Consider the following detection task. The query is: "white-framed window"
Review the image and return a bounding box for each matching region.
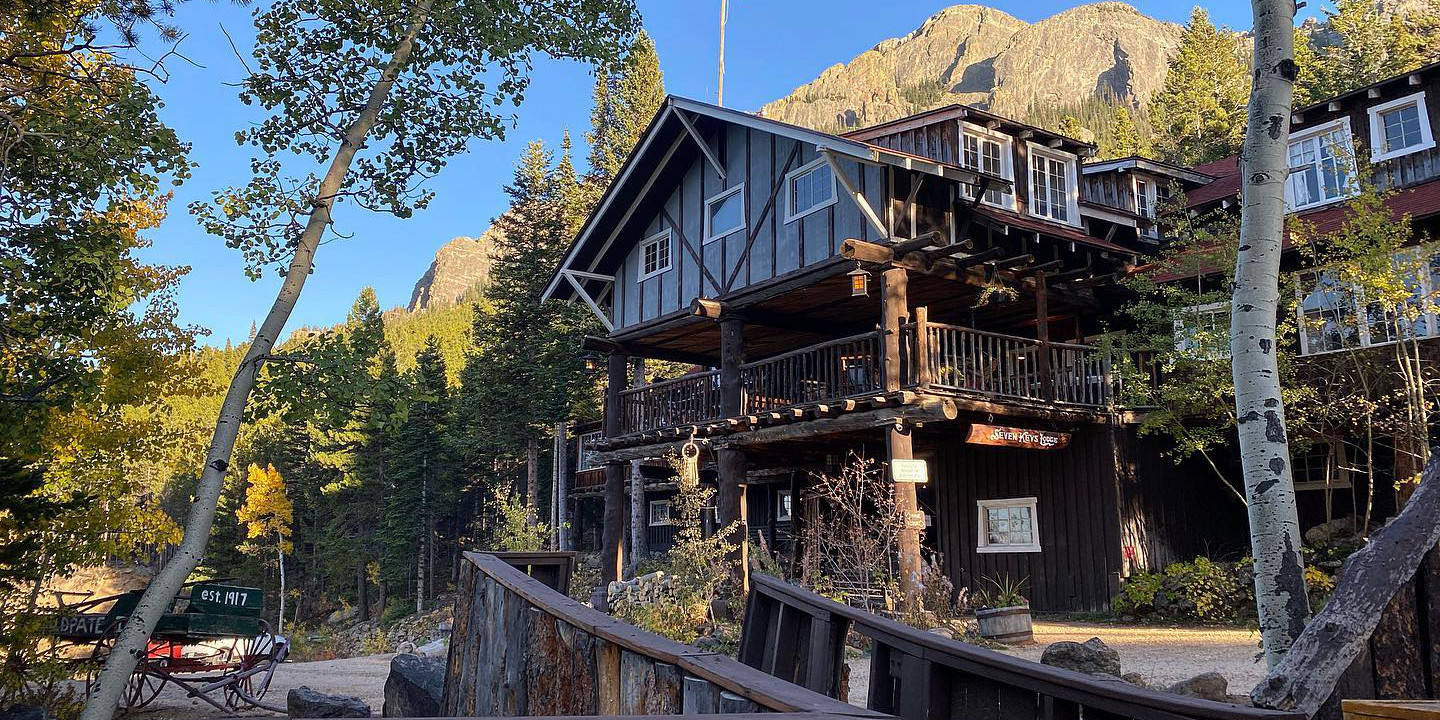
[704,184,746,243]
[1295,251,1440,355]
[648,499,672,526]
[976,497,1041,554]
[1133,175,1169,239]
[775,490,792,522]
[1287,119,1356,211]
[1292,442,1354,491]
[1173,301,1230,359]
[960,122,1015,209]
[1026,143,1079,226]
[1368,91,1435,163]
[637,229,672,281]
[576,431,601,471]
[784,158,836,222]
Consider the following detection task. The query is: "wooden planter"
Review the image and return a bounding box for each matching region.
[976,605,1033,644]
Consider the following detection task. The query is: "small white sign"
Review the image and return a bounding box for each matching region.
[892,458,928,484]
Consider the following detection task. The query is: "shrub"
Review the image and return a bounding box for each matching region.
[1113,556,1336,623]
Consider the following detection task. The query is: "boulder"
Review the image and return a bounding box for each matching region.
[326,606,358,626]
[1305,516,1360,546]
[288,686,371,718]
[416,638,448,657]
[383,653,446,718]
[1121,672,1151,689]
[1167,672,1229,702]
[927,626,956,640]
[1039,637,1121,677]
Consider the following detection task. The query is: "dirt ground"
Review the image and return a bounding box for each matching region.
[844,620,1265,707]
[121,654,395,719]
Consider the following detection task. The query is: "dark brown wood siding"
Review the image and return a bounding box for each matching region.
[924,424,1124,612]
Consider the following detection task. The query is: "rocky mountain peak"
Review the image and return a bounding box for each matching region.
[760,2,1182,132]
[408,231,497,312]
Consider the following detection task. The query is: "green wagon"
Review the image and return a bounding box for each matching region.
[53,579,288,714]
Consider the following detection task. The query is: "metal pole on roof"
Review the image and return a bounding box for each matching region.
[717,0,727,106]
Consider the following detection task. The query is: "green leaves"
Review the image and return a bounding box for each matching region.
[1148,8,1248,166]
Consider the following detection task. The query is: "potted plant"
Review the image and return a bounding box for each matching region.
[973,575,1032,644]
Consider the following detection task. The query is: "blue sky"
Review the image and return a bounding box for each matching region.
[141,0,1264,346]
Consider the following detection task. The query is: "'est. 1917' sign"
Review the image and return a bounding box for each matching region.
[966,423,1070,450]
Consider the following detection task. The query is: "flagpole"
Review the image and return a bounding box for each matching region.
[717,0,727,106]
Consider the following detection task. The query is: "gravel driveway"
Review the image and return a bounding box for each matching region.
[846,620,1264,707]
[124,654,395,719]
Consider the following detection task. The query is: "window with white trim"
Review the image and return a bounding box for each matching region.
[976,497,1041,553]
[638,229,671,280]
[1368,91,1435,163]
[1286,119,1355,211]
[1027,144,1079,225]
[704,185,745,243]
[775,490,792,522]
[785,159,836,222]
[576,431,601,471]
[648,499,672,526]
[1173,301,1230,359]
[1297,250,1440,355]
[960,123,1014,209]
[1134,175,1169,239]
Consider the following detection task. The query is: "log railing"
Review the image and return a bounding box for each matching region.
[444,552,887,718]
[617,370,723,436]
[740,573,1308,720]
[913,321,1117,407]
[740,332,884,414]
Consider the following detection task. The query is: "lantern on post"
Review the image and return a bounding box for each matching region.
[847,263,870,297]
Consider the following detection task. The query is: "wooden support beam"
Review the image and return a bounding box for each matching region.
[591,398,961,463]
[951,246,1006,269]
[581,335,715,367]
[675,110,726,180]
[1027,259,1065,273]
[599,352,628,597]
[991,253,1035,269]
[821,149,888,239]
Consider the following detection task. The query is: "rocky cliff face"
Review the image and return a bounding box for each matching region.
[760,2,1182,131]
[408,231,497,311]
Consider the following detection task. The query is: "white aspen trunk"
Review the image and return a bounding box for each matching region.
[1233,0,1309,670]
[80,4,435,717]
[526,437,539,524]
[276,544,286,636]
[554,422,569,550]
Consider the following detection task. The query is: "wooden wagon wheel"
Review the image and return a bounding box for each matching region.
[224,626,277,710]
[83,624,167,712]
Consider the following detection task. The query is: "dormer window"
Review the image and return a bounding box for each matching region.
[705,185,746,243]
[1287,119,1355,211]
[1368,91,1435,163]
[1027,143,1079,225]
[960,122,1014,209]
[1133,176,1169,239]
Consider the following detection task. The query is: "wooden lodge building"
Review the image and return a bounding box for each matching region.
[543,62,1440,611]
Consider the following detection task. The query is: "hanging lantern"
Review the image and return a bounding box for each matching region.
[847,263,870,297]
[582,353,602,372]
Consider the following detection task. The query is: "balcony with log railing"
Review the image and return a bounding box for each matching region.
[611,312,1138,439]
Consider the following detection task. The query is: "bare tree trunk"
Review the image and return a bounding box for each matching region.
[1232,0,1308,669]
[81,4,435,717]
[555,422,570,551]
[527,437,539,523]
[356,562,369,622]
[276,544,286,635]
[628,458,645,576]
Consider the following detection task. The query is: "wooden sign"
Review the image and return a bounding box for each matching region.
[966,423,1070,450]
[891,458,929,483]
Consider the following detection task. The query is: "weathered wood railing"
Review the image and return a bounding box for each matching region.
[618,370,723,436]
[912,321,1117,407]
[740,573,1309,720]
[740,332,883,414]
[444,552,888,718]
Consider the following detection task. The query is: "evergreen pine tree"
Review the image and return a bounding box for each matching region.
[587,31,665,186]
[1101,105,1148,159]
[1149,8,1249,166]
[384,337,453,607]
[1298,0,1428,102]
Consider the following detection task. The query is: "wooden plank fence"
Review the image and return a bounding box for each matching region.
[442,552,888,718]
[740,573,1309,720]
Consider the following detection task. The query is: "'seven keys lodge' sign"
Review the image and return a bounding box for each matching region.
[965,423,1070,450]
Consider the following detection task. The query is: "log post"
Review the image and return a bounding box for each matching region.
[1035,271,1053,402]
[914,305,932,390]
[554,421,569,551]
[881,268,923,602]
[598,351,628,604]
[718,317,749,594]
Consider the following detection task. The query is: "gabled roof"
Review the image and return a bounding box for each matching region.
[1183,156,1241,209]
[1081,155,1216,186]
[840,103,1095,156]
[542,96,1009,303]
[1294,59,1440,116]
